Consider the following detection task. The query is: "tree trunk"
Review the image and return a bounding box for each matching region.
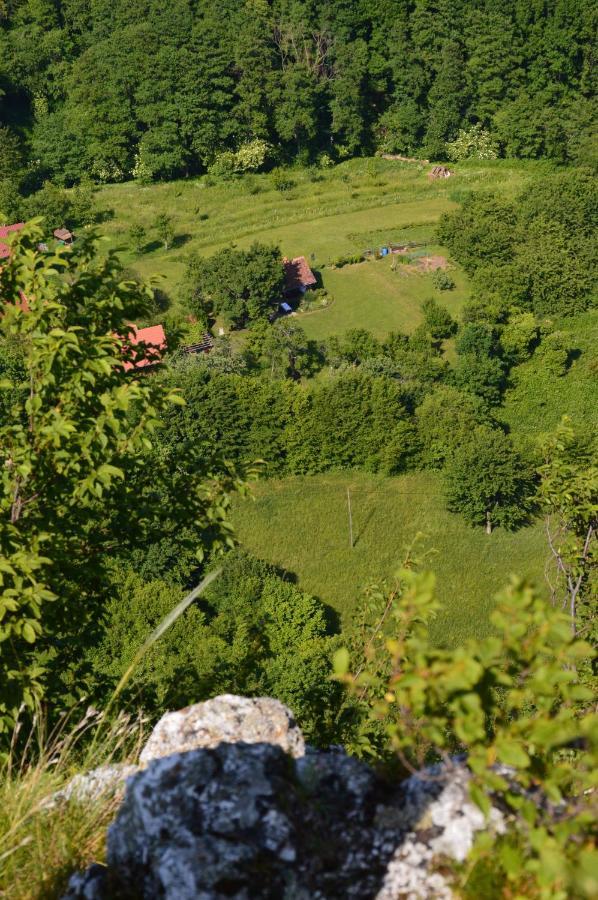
[486,510,492,535]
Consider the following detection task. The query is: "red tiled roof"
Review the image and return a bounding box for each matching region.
[122,323,167,371]
[283,256,317,293]
[0,222,25,260]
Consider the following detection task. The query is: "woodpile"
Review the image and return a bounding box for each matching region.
[429,165,452,179]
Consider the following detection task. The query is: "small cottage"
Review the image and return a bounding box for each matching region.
[54,228,74,245]
[283,256,317,296]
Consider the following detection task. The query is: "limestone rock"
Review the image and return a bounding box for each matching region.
[140,694,305,764]
[43,763,137,811]
[64,698,505,900]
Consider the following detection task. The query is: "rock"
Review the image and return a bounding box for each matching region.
[64,698,505,900]
[139,694,305,764]
[43,763,138,811]
[376,764,505,899]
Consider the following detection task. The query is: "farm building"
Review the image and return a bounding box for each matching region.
[0,222,24,260]
[54,228,74,244]
[122,323,167,371]
[283,256,317,296]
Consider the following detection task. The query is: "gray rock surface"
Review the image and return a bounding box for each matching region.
[47,764,138,809]
[140,694,305,764]
[63,695,503,900]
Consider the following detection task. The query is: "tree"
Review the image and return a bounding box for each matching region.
[261,319,323,380]
[90,553,342,743]
[445,124,498,160]
[437,194,517,275]
[537,420,597,637]
[415,385,489,469]
[421,297,457,341]
[444,426,534,532]
[129,223,147,254]
[154,213,175,250]
[0,224,243,739]
[185,243,284,328]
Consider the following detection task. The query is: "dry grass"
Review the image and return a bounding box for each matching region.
[0,709,146,900]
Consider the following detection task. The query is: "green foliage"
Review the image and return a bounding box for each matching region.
[415,385,490,469]
[442,170,596,318]
[154,213,174,250]
[443,426,535,531]
[431,269,455,291]
[271,169,296,192]
[500,312,539,365]
[0,224,243,740]
[437,194,517,275]
[251,319,324,380]
[337,571,597,898]
[536,330,573,376]
[421,297,457,340]
[184,243,284,328]
[90,553,341,743]
[24,181,96,232]
[209,139,270,178]
[537,420,597,640]
[446,124,498,161]
[129,223,147,254]
[0,0,594,191]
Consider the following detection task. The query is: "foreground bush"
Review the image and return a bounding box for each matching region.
[337,571,597,898]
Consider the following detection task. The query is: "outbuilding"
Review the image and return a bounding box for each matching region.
[283,256,317,296]
[54,228,74,244]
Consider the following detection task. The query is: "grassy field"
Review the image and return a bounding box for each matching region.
[96,158,538,339]
[232,471,547,645]
[298,250,470,340]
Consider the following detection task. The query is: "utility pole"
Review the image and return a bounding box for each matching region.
[347,487,354,549]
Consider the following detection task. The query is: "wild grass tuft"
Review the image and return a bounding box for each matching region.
[0,708,145,900]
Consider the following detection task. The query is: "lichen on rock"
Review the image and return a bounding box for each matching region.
[63,695,504,900]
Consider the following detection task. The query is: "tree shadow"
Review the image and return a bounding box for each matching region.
[94,207,115,225]
[172,233,192,250]
[141,240,163,254]
[353,504,378,549]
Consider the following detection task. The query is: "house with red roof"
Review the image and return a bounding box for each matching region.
[283,256,317,296]
[0,222,24,260]
[121,323,167,371]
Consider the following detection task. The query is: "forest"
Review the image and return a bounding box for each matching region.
[0,0,596,198]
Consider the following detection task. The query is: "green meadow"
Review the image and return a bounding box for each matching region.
[99,159,536,267]
[232,471,547,644]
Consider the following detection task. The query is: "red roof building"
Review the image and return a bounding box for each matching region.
[283,256,317,295]
[122,323,167,371]
[0,222,25,260]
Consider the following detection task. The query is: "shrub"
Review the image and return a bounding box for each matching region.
[446,123,499,160]
[536,330,573,376]
[331,253,363,268]
[271,169,296,192]
[432,269,455,291]
[336,571,597,898]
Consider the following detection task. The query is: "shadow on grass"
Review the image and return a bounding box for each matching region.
[353,504,379,549]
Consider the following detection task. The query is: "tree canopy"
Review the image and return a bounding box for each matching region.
[0,0,595,192]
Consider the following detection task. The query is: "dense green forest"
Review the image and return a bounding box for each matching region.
[0,0,596,195]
